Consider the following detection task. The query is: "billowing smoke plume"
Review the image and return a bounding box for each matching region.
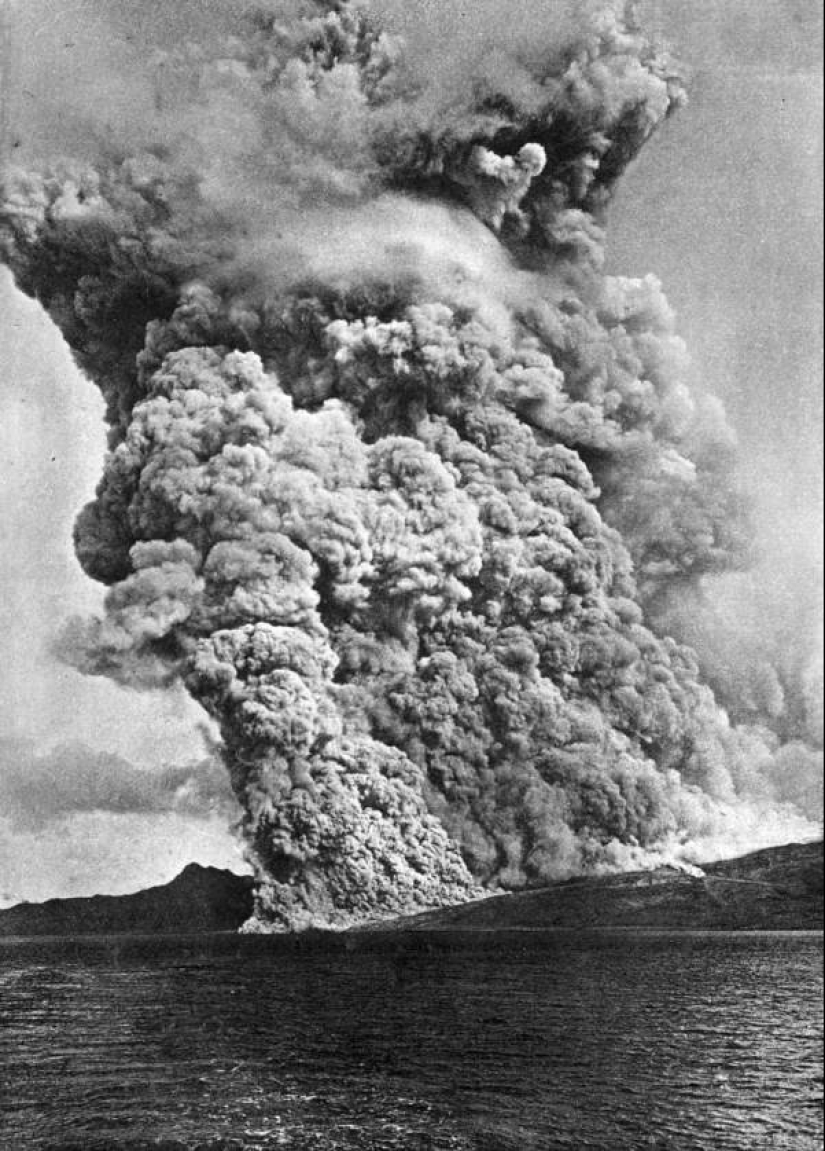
[2,0,820,929]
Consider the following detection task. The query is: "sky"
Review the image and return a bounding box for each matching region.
[608,0,823,577]
[0,0,821,905]
[0,279,247,905]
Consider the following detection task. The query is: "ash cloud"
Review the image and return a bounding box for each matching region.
[1,0,820,930]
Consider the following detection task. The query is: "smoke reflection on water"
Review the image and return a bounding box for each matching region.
[0,931,822,1150]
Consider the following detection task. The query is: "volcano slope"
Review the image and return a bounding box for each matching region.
[368,840,824,932]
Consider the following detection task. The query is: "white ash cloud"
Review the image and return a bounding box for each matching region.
[1,0,819,930]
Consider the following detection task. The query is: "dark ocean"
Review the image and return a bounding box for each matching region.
[0,930,821,1151]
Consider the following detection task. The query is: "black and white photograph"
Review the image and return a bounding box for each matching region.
[0,1,822,1147]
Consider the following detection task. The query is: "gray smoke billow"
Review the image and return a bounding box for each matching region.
[2,0,821,929]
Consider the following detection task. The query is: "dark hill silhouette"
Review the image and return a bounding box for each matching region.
[374,840,824,933]
[0,841,820,938]
[0,864,254,937]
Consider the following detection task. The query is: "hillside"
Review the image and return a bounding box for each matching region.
[0,841,820,938]
[0,864,254,937]
[374,840,824,933]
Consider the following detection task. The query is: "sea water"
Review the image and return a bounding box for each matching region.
[0,930,822,1150]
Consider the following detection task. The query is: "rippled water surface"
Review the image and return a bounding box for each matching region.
[0,930,821,1150]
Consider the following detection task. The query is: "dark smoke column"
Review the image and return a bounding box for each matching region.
[4,2,795,931]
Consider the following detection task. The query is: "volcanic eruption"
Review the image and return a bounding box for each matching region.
[1,0,821,929]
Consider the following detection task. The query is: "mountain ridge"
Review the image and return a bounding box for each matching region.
[0,863,255,937]
[0,841,821,938]
[374,839,823,933]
